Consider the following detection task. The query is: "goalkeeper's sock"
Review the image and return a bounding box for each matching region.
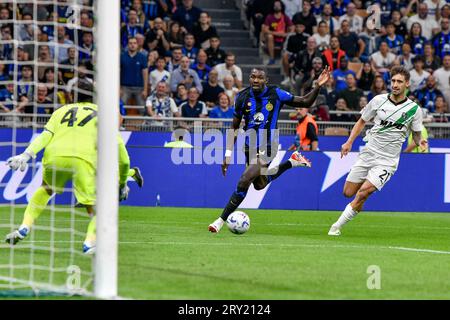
[333,203,358,229]
[84,215,96,245]
[266,160,293,183]
[128,168,136,177]
[220,186,248,221]
[20,187,52,232]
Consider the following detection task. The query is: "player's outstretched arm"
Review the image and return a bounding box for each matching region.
[341,118,366,158]
[285,66,330,109]
[6,129,53,171]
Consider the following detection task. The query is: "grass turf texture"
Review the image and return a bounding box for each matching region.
[1,206,450,299]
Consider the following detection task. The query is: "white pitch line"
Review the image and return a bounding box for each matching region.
[388,246,450,255]
[16,240,450,255]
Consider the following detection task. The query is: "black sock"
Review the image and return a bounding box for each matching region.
[220,186,248,221]
[267,160,293,183]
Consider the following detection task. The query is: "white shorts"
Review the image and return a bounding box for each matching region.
[346,149,397,191]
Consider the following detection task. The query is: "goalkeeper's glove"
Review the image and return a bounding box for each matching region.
[6,151,34,172]
[119,184,130,201]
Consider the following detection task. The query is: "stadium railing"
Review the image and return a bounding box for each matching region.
[2,113,450,139]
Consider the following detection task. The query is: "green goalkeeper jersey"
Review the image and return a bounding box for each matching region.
[26,102,130,185]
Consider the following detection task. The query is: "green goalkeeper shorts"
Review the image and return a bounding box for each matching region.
[42,156,96,205]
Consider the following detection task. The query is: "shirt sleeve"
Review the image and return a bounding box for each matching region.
[411,105,423,132]
[201,102,208,115]
[170,98,178,114]
[233,92,244,119]
[360,95,379,122]
[275,87,294,103]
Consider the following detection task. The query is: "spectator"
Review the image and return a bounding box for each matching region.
[322,74,339,109]
[149,56,171,93]
[214,53,243,89]
[200,69,224,109]
[391,10,408,38]
[182,33,199,63]
[338,19,365,61]
[288,107,319,151]
[292,1,317,36]
[145,81,180,123]
[358,95,368,111]
[191,49,211,83]
[172,0,202,33]
[291,37,321,90]
[175,83,188,106]
[180,87,208,118]
[261,0,294,65]
[300,56,324,95]
[370,41,397,75]
[66,65,94,103]
[406,2,440,40]
[339,2,364,34]
[79,31,94,63]
[60,47,78,84]
[433,95,449,122]
[170,55,203,94]
[320,3,340,35]
[192,11,218,49]
[129,0,148,29]
[367,74,388,101]
[120,9,144,49]
[423,43,441,73]
[17,65,34,102]
[397,43,416,71]
[311,0,324,21]
[222,75,239,104]
[424,0,447,18]
[339,73,364,111]
[0,83,14,112]
[433,54,450,104]
[166,21,185,50]
[205,36,226,67]
[313,21,330,53]
[331,0,346,18]
[332,56,356,92]
[432,18,450,59]
[32,83,53,114]
[135,33,148,56]
[281,22,310,85]
[41,67,66,105]
[410,55,430,93]
[37,45,53,80]
[406,22,427,55]
[167,47,183,72]
[144,17,170,58]
[147,50,159,73]
[281,0,301,20]
[246,0,275,47]
[414,75,443,113]
[49,25,74,63]
[0,25,13,61]
[322,36,346,71]
[208,92,235,118]
[120,37,148,107]
[330,97,356,122]
[381,22,404,55]
[356,62,376,92]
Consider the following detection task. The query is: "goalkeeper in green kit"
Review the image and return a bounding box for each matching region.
[4,95,142,254]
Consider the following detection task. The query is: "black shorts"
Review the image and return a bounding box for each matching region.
[244,144,278,166]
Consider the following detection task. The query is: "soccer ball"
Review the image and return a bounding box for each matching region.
[226,211,250,234]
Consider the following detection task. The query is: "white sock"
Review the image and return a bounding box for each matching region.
[333,204,358,229]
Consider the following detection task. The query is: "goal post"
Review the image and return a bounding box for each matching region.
[94,0,120,299]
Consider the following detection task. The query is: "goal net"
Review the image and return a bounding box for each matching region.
[0,0,117,297]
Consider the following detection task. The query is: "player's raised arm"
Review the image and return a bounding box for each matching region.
[286,66,330,108]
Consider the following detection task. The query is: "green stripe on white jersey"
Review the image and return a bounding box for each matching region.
[360,93,423,162]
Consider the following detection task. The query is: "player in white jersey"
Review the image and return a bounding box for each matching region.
[328,66,427,236]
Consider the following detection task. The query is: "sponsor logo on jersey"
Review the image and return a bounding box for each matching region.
[379,119,405,130]
[253,112,265,125]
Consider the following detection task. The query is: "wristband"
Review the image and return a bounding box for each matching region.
[225,150,232,157]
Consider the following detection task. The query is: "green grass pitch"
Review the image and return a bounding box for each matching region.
[1,206,450,299]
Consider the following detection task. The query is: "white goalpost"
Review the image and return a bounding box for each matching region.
[94,0,120,299]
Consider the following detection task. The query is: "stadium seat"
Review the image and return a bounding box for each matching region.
[348,62,362,74]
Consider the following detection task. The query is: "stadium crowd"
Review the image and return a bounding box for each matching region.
[0,0,449,126]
